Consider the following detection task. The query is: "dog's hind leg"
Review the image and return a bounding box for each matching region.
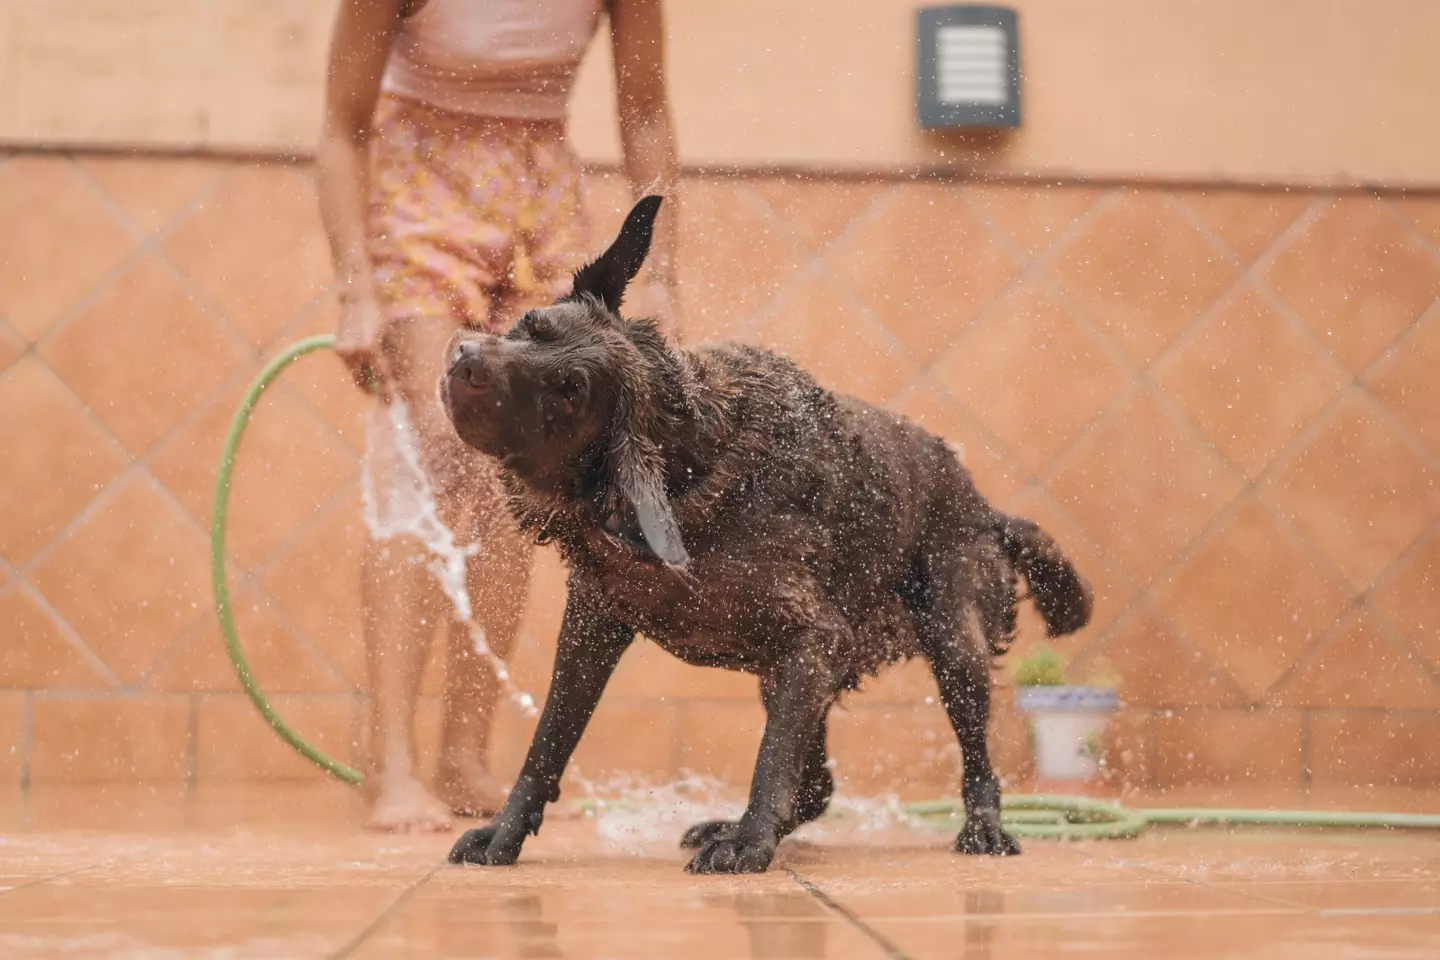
[915,549,1021,857]
[680,712,833,850]
[684,638,838,874]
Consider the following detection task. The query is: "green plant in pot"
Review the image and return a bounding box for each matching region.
[1012,646,1118,782]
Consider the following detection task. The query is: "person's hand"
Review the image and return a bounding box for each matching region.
[335,291,392,400]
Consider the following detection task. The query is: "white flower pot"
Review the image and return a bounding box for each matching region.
[1016,686,1118,781]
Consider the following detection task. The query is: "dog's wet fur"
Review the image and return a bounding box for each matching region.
[441,196,1093,874]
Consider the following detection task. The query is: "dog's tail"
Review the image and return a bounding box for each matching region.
[998,515,1093,637]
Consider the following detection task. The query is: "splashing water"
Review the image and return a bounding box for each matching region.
[361,400,537,717]
[560,771,929,851]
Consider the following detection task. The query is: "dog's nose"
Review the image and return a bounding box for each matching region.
[448,341,489,391]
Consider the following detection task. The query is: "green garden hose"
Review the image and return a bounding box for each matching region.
[213,336,1440,835]
[904,798,1440,840]
[211,333,363,786]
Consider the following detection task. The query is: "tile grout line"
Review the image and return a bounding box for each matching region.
[15,335,360,693]
[328,864,443,960]
[786,868,913,960]
[1130,862,1314,912]
[0,860,117,900]
[20,689,33,792]
[0,564,124,689]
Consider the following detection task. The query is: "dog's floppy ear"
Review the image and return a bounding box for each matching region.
[602,433,689,568]
[570,195,663,313]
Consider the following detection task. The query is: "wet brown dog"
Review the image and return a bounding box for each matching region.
[442,197,1092,874]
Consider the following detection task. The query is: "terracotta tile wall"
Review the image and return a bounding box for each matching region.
[2,151,1439,795]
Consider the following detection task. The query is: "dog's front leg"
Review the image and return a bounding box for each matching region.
[685,638,837,875]
[449,584,633,867]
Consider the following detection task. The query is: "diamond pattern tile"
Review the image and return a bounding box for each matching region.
[28,473,211,685]
[258,487,367,689]
[961,183,1106,257]
[1372,530,1440,671]
[150,376,357,569]
[1046,388,1244,581]
[1179,189,1313,264]
[753,271,916,406]
[676,178,806,345]
[77,155,231,235]
[1154,497,1353,701]
[1364,306,1440,455]
[269,298,369,454]
[38,254,250,454]
[0,357,130,564]
[4,156,1440,790]
[147,581,350,693]
[1391,195,1440,250]
[163,165,334,347]
[750,177,885,254]
[888,380,1029,509]
[1264,197,1440,372]
[0,320,24,372]
[0,587,111,688]
[931,284,1127,475]
[826,183,1022,364]
[1086,607,1247,707]
[149,375,256,520]
[1262,393,1440,589]
[0,157,136,341]
[1048,190,1239,364]
[1271,613,1440,709]
[1155,286,1348,477]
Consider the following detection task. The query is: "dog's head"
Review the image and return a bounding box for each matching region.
[441,196,690,567]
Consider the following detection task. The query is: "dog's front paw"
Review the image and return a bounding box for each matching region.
[680,819,740,850]
[448,825,520,866]
[684,834,776,874]
[955,808,1020,857]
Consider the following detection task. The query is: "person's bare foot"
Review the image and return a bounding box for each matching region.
[435,750,510,818]
[364,775,454,833]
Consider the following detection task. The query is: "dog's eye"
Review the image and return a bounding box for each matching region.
[507,312,558,342]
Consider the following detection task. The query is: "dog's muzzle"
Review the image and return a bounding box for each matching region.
[446,340,494,398]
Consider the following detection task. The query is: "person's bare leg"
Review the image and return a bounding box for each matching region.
[434,286,542,816]
[434,473,533,816]
[361,534,452,832]
[360,314,464,832]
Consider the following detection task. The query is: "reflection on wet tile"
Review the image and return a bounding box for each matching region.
[1211,880,1440,912]
[354,865,880,959]
[871,914,1440,960]
[353,894,883,960]
[3,787,1440,958]
[810,876,1274,921]
[0,887,400,960]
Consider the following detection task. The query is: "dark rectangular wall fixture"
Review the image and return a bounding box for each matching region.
[916,6,1021,129]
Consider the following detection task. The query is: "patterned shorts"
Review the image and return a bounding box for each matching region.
[367,93,589,331]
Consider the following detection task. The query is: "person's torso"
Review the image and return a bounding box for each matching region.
[383,0,606,119]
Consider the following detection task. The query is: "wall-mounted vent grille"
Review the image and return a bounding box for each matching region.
[917,7,1021,129]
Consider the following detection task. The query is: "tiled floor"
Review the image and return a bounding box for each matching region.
[0,784,1437,958]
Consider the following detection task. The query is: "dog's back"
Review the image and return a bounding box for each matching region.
[683,342,1092,674]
